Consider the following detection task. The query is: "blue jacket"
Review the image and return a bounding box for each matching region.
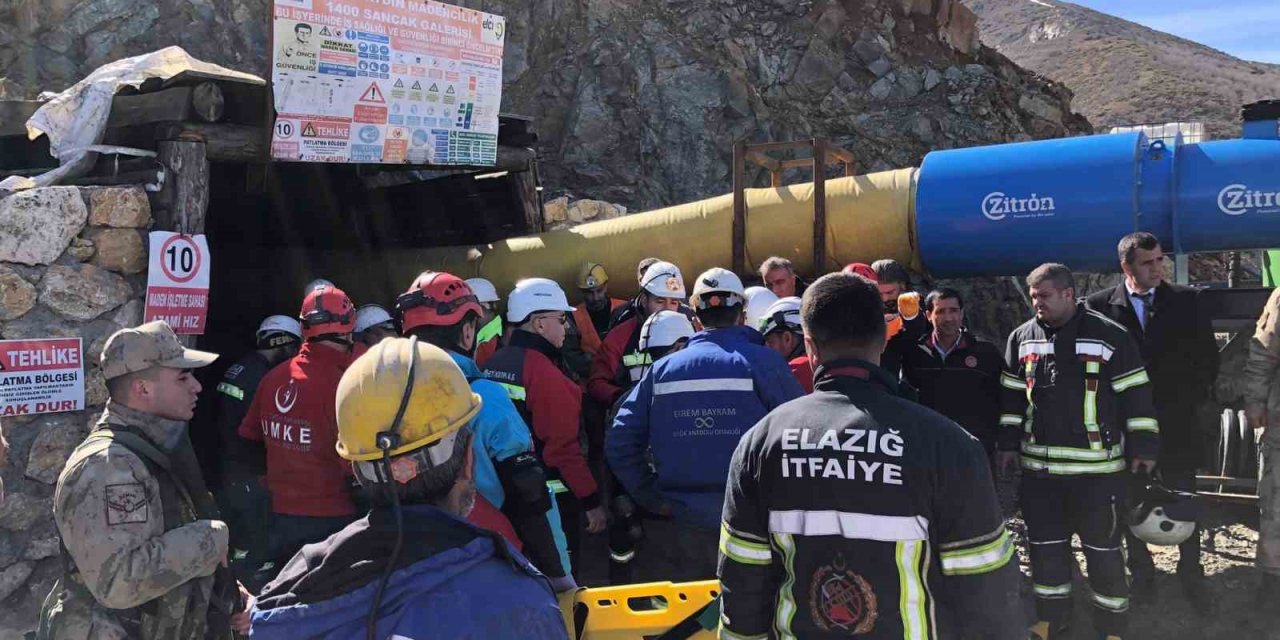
[249,505,567,640]
[451,351,533,508]
[607,326,804,528]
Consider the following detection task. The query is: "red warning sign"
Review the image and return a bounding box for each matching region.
[353,105,388,124]
[359,81,386,103]
[301,120,351,139]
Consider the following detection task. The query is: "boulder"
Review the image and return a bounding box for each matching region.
[37,264,132,322]
[65,237,95,262]
[0,266,36,321]
[0,562,33,602]
[0,493,52,532]
[0,187,87,266]
[543,196,569,224]
[86,228,147,274]
[25,414,88,485]
[84,186,152,228]
[22,538,60,562]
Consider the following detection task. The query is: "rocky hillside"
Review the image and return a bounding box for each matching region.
[965,0,1280,139]
[1,0,1088,210]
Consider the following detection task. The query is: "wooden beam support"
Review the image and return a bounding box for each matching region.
[153,123,265,163]
[153,140,210,235]
[825,147,856,164]
[744,140,812,153]
[732,139,747,275]
[745,150,780,172]
[813,138,828,273]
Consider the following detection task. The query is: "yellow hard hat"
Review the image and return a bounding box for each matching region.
[577,262,609,290]
[335,337,482,462]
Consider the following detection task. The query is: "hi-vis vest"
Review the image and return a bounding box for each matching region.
[999,305,1160,475]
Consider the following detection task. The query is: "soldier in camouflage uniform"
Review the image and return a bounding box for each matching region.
[1246,288,1280,605]
[37,321,247,639]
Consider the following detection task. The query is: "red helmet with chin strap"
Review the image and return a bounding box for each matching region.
[841,262,878,282]
[299,285,356,340]
[396,272,484,333]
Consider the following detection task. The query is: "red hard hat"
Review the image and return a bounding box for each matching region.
[300,285,356,339]
[842,262,878,282]
[396,271,484,332]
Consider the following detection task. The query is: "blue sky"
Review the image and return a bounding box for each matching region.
[1069,0,1280,64]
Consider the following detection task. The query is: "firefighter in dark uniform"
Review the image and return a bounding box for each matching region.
[998,263,1159,640]
[900,288,1004,458]
[719,272,1022,640]
[211,315,301,584]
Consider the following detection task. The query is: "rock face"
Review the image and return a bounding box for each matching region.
[1,1,1087,211]
[0,266,37,320]
[0,188,88,266]
[25,415,88,485]
[38,263,132,322]
[85,228,147,275]
[83,187,153,229]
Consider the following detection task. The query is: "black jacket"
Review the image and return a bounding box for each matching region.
[213,351,272,480]
[719,359,1022,639]
[882,313,930,378]
[1000,303,1160,475]
[900,330,1003,452]
[1085,282,1217,466]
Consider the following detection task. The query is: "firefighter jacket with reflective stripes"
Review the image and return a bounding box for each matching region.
[608,326,804,529]
[999,303,1160,475]
[214,350,271,480]
[719,360,1023,640]
[483,331,601,510]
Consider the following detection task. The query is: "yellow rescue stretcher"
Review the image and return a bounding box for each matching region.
[559,581,720,640]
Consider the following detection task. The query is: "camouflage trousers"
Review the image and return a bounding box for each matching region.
[1260,427,1280,575]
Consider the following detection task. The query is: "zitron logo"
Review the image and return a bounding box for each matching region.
[1217,184,1280,216]
[981,192,1057,221]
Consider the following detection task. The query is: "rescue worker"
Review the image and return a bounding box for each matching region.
[353,304,397,347]
[759,255,802,298]
[212,314,302,587]
[608,267,804,582]
[608,257,701,330]
[760,296,813,393]
[566,262,626,378]
[718,272,1022,639]
[397,271,575,590]
[589,260,689,409]
[484,278,606,575]
[1244,282,1280,606]
[38,321,249,639]
[248,339,568,639]
[1087,232,1217,611]
[999,263,1159,640]
[743,286,779,336]
[604,309,696,584]
[466,277,504,367]
[237,285,359,572]
[871,258,927,377]
[900,288,1004,458]
[303,278,334,295]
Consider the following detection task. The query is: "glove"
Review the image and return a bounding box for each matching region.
[897,292,921,320]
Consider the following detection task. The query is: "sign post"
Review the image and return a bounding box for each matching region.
[143,232,211,334]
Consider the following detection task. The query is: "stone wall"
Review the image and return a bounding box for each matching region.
[541,195,629,231]
[0,185,151,637]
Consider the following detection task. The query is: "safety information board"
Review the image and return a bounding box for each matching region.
[144,232,211,335]
[0,338,84,417]
[269,0,505,166]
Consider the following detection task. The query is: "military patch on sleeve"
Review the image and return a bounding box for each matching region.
[105,483,149,525]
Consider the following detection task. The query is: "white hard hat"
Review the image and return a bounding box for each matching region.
[639,261,686,299]
[507,278,575,323]
[465,278,500,304]
[639,310,696,352]
[759,296,803,336]
[257,315,303,340]
[355,304,395,334]
[691,267,745,310]
[1128,484,1198,546]
[744,287,779,331]
[305,278,335,295]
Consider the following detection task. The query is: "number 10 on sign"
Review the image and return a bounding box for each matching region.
[145,232,212,334]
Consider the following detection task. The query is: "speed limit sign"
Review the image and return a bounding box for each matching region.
[144,232,211,334]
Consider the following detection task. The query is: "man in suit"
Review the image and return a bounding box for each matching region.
[1086,231,1218,614]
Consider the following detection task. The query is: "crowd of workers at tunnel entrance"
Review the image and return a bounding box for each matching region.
[33,227,1276,640]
